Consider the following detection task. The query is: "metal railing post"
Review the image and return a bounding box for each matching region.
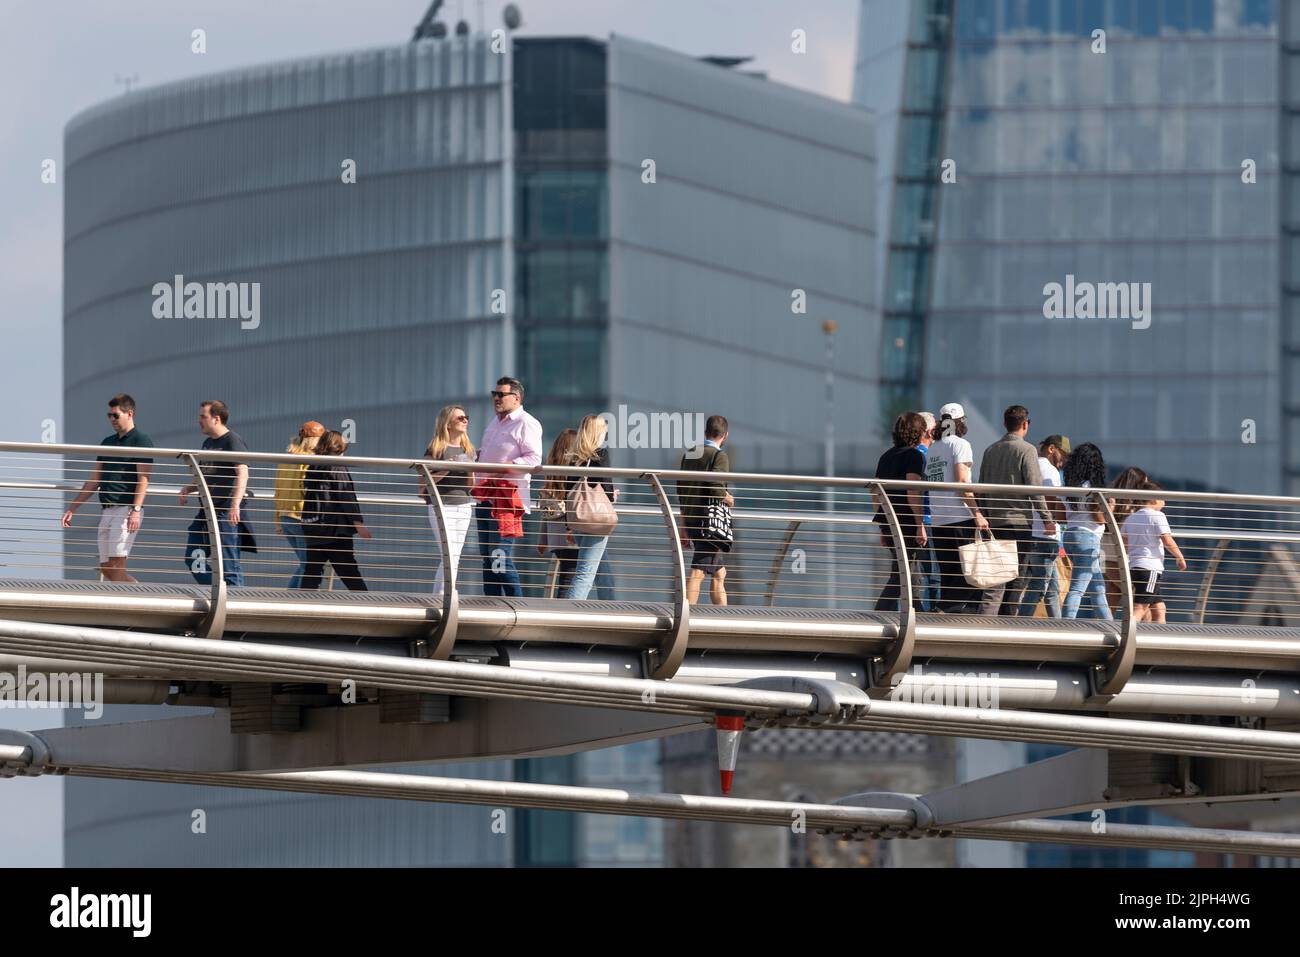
[1091,489,1136,697]
[642,473,689,680]
[181,453,227,640]
[765,520,803,606]
[1195,538,1230,625]
[418,463,459,660]
[870,479,916,687]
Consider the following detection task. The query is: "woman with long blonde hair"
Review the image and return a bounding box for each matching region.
[274,421,325,588]
[420,404,476,596]
[560,414,618,600]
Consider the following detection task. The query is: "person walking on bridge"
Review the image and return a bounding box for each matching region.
[299,430,372,591]
[924,402,988,613]
[1017,435,1069,617]
[475,377,543,597]
[676,415,733,606]
[62,393,155,583]
[976,405,1054,616]
[178,400,252,587]
[873,412,928,612]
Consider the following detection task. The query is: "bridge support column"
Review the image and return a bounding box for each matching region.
[642,473,690,679]
[869,479,917,688]
[180,452,227,640]
[417,462,458,660]
[1090,489,1136,698]
[230,683,302,735]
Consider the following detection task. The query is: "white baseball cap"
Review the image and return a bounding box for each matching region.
[939,402,966,420]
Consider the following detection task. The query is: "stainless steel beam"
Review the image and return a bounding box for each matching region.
[3,620,1300,763]
[8,582,1300,672]
[39,762,1300,858]
[31,702,707,774]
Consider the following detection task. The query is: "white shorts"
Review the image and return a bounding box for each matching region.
[97,506,140,563]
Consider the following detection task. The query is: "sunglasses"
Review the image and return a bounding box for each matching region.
[107,411,125,419]
[490,391,516,400]
[454,414,469,422]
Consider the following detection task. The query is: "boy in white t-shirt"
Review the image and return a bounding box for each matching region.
[1121,481,1186,623]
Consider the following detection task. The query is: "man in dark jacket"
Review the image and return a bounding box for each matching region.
[676,415,733,605]
[977,404,1054,615]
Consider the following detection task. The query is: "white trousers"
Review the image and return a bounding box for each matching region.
[429,501,473,596]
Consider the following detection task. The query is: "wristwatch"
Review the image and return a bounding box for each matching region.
[131,505,143,513]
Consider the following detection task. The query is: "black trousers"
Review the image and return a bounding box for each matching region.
[930,520,980,612]
[875,528,927,612]
[300,534,368,591]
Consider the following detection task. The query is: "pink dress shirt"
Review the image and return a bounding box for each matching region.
[477,406,543,512]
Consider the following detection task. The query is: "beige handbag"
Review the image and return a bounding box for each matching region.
[566,476,618,537]
[959,530,1019,588]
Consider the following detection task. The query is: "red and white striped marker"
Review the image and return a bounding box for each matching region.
[714,714,745,795]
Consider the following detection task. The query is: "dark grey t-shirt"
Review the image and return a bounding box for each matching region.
[200,431,249,509]
[428,447,473,506]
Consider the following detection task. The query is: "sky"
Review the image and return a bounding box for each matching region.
[0,0,861,867]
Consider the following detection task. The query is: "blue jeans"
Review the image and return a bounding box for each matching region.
[561,533,609,600]
[1063,527,1112,620]
[476,503,522,597]
[185,513,244,586]
[593,562,615,600]
[917,538,940,612]
[1017,537,1062,618]
[280,516,309,589]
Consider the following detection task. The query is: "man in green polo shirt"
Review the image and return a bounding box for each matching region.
[62,394,155,582]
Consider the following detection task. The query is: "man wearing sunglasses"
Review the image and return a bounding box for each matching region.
[62,394,155,582]
[475,377,543,596]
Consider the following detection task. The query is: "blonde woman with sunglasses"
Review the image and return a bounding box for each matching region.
[420,405,476,595]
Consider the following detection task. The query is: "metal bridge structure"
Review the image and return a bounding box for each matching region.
[4,439,1300,860]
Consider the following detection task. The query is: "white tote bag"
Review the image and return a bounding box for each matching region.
[959,531,1019,588]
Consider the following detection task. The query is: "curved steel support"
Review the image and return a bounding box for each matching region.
[765,520,803,606]
[0,729,51,777]
[734,676,872,726]
[642,473,689,680]
[417,463,459,660]
[1091,489,1136,697]
[870,480,916,688]
[1195,538,1231,625]
[181,452,227,640]
[833,790,937,832]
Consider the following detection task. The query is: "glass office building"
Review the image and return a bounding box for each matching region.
[857,0,1283,493]
[62,32,877,865]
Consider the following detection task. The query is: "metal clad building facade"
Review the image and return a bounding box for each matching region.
[607,36,880,474]
[64,38,509,462]
[857,0,1282,493]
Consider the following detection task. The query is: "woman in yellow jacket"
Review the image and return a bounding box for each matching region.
[274,421,324,588]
